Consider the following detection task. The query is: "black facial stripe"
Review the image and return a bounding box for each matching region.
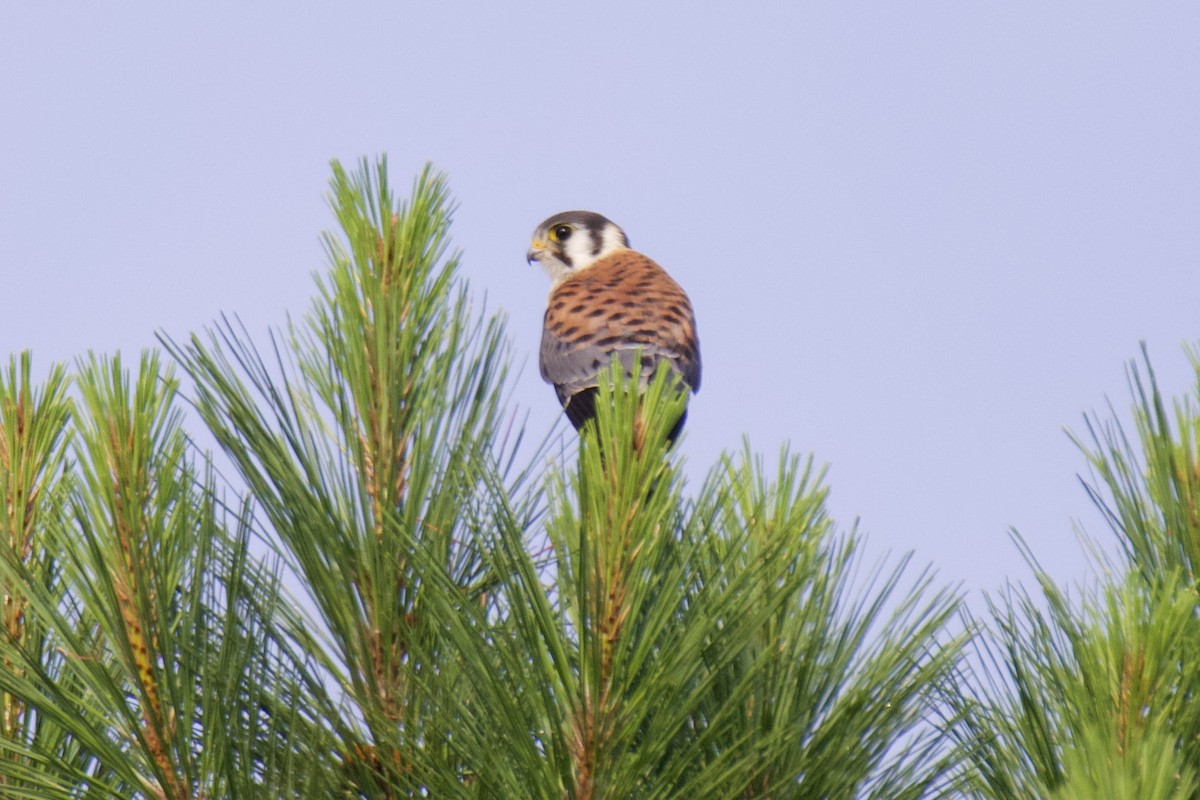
[535,210,628,264]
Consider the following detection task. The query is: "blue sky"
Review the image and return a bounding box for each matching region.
[3,4,1198,596]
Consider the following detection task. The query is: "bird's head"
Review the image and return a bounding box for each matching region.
[527,210,630,283]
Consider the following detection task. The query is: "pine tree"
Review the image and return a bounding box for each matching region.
[951,349,1200,800]
[0,157,965,797]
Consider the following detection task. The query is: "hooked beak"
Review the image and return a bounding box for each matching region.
[526,239,545,265]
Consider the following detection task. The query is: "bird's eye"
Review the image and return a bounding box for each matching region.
[550,224,573,242]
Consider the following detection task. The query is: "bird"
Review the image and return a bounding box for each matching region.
[527,210,701,443]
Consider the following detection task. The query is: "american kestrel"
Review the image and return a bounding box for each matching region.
[527,211,701,442]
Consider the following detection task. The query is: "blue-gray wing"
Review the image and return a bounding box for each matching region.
[539,328,695,406]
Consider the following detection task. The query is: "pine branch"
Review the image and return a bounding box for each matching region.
[953,345,1200,799]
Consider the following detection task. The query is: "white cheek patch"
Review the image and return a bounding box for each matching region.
[599,223,628,255]
[565,223,628,273]
[563,235,598,271]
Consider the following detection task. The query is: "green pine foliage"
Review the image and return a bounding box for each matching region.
[951,351,1200,799]
[0,351,328,797]
[2,156,1198,798]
